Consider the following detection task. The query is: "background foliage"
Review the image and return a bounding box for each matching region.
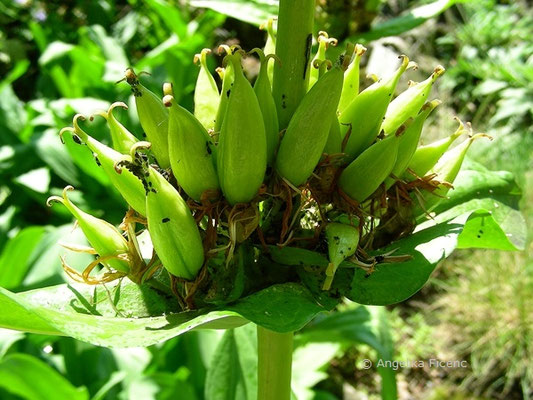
[0,0,531,399]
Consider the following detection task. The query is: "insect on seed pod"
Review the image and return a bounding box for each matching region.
[163,83,220,202]
[126,143,205,280]
[123,68,170,168]
[47,186,130,273]
[193,48,220,132]
[60,114,147,215]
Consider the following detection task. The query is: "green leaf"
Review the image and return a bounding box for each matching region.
[35,128,81,186]
[0,226,46,290]
[39,41,76,66]
[0,280,246,347]
[346,213,471,305]
[144,0,188,39]
[291,342,341,400]
[269,246,329,267]
[228,283,330,333]
[0,279,330,346]
[456,208,525,250]
[301,306,397,400]
[19,224,93,290]
[205,324,257,400]
[301,306,385,353]
[0,354,90,400]
[190,0,278,26]
[351,0,462,42]
[419,168,526,250]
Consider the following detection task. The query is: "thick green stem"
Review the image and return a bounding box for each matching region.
[257,326,293,400]
[272,0,315,129]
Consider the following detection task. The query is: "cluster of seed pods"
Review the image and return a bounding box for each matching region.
[49,24,489,300]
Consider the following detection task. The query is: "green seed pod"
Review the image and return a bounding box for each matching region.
[385,99,441,187]
[337,44,366,114]
[405,118,466,179]
[163,84,220,202]
[339,123,409,203]
[193,49,220,131]
[308,31,338,90]
[60,115,146,215]
[217,50,267,205]
[339,55,411,162]
[260,18,277,86]
[251,48,280,165]
[415,133,491,216]
[323,115,342,155]
[323,222,359,290]
[47,186,130,273]
[91,102,138,154]
[124,69,170,168]
[381,65,445,136]
[142,161,205,280]
[214,45,236,135]
[276,60,345,186]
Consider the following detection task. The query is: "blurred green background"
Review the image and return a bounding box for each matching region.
[0,0,531,399]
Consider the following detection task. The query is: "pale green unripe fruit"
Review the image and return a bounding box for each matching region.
[194,49,220,131]
[323,222,359,290]
[164,85,219,202]
[217,51,267,205]
[337,44,366,114]
[339,55,411,162]
[276,63,344,186]
[60,114,146,215]
[91,102,138,154]
[47,186,130,273]
[381,65,445,136]
[144,165,205,280]
[339,124,408,203]
[124,69,170,169]
[252,48,280,165]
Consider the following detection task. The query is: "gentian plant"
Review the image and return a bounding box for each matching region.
[0,0,525,398]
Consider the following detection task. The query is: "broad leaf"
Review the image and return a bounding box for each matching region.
[190,0,278,26]
[0,281,246,347]
[0,226,46,289]
[0,354,90,400]
[347,213,469,305]
[291,342,342,400]
[418,167,526,250]
[351,0,464,42]
[0,280,329,346]
[301,306,397,400]
[228,283,331,333]
[205,324,257,400]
